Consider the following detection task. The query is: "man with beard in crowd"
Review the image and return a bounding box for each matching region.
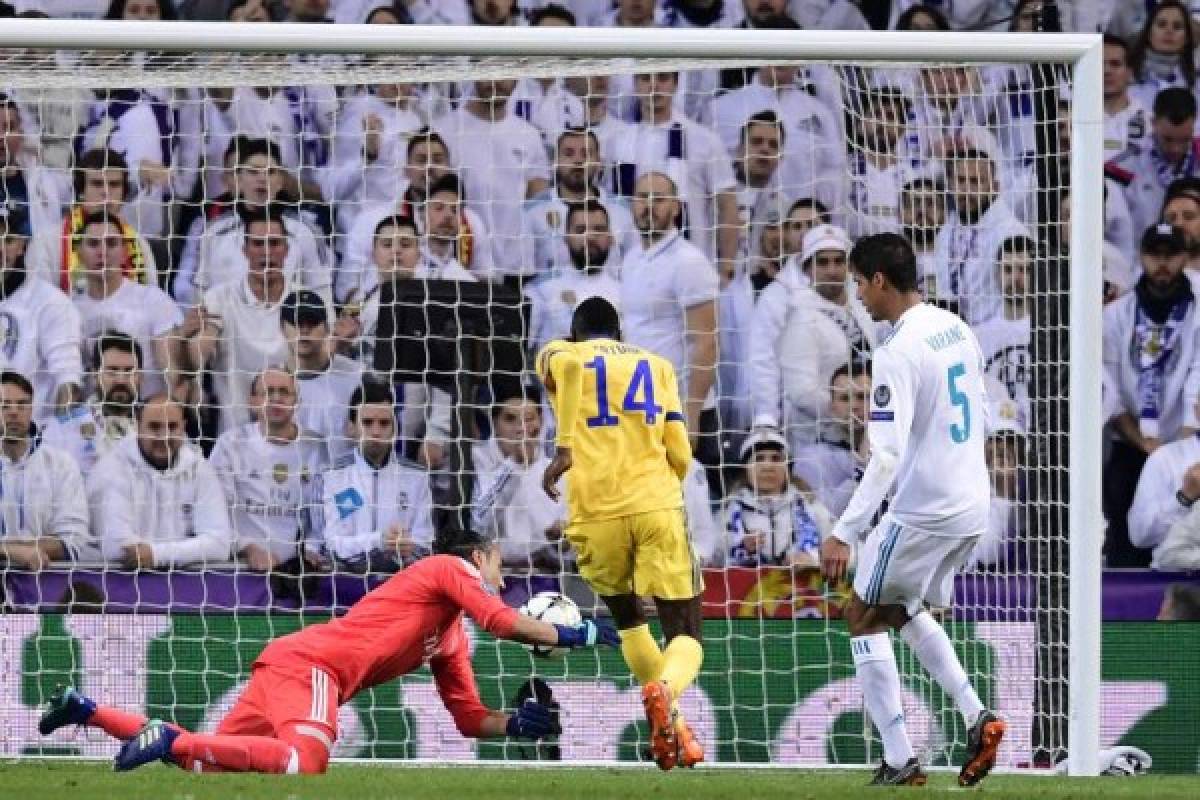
[42,332,142,479]
[521,127,636,275]
[526,202,622,357]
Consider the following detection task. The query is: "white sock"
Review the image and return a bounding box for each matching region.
[851,633,914,769]
[900,612,985,726]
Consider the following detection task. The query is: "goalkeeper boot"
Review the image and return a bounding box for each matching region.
[959,710,1006,787]
[641,681,677,771]
[869,757,928,786]
[674,718,705,768]
[38,685,96,735]
[114,720,179,772]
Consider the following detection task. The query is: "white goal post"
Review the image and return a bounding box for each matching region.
[0,18,1103,777]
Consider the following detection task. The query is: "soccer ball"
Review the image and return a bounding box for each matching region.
[519,592,582,659]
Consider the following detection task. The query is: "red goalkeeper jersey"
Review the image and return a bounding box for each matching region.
[255,555,520,736]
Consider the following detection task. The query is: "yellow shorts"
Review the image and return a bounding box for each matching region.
[565,508,704,600]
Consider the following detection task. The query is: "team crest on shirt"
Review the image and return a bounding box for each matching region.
[334,488,365,519]
[300,465,311,483]
[560,290,576,308]
[546,210,560,230]
[80,423,96,440]
[0,312,18,359]
[272,463,289,484]
[873,385,891,408]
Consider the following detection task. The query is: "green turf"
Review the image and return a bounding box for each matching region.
[1,761,1197,800]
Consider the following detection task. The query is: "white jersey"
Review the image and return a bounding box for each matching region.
[833,303,991,542]
[210,422,330,562]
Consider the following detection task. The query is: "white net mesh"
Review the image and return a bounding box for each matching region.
[0,41,1075,770]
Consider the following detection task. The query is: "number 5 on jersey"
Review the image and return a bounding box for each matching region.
[947,362,971,444]
[585,356,662,427]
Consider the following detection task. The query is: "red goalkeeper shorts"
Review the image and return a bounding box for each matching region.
[216,663,340,744]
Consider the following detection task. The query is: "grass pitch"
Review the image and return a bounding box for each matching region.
[1,761,1197,800]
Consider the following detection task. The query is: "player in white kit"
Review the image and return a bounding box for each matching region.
[819,233,1006,787]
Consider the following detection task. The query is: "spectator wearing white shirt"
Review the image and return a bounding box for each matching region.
[751,224,875,442]
[324,81,426,238]
[707,61,845,218]
[433,78,551,281]
[1129,1,1196,110]
[419,173,495,283]
[0,370,91,571]
[620,171,719,455]
[69,210,184,398]
[1111,88,1200,242]
[470,385,569,571]
[972,236,1033,426]
[307,378,435,572]
[730,111,791,271]
[844,85,914,239]
[176,139,332,307]
[525,201,621,357]
[76,85,183,241]
[0,95,69,246]
[898,176,948,300]
[25,149,159,293]
[719,208,783,438]
[722,428,832,568]
[793,362,870,520]
[339,129,493,301]
[531,73,639,168]
[1104,35,1152,165]
[932,140,1030,325]
[0,209,84,419]
[41,332,139,478]
[1128,410,1200,568]
[181,207,307,434]
[280,289,365,464]
[609,71,740,278]
[1104,224,1200,566]
[210,366,329,572]
[90,393,232,570]
[521,127,637,275]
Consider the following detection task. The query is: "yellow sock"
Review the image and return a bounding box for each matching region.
[618,624,664,685]
[659,635,704,699]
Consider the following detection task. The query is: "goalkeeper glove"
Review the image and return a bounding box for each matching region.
[505,699,561,739]
[554,619,620,649]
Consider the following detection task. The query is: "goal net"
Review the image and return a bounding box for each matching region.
[0,22,1100,773]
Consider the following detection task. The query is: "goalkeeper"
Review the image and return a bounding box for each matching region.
[538,297,706,770]
[38,528,618,774]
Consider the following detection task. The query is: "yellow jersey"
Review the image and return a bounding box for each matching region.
[537,337,692,523]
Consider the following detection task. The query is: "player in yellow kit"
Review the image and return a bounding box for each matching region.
[537,296,705,771]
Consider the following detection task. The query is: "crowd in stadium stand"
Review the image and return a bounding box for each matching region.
[0,0,1197,584]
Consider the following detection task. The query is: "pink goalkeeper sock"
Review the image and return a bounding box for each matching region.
[88,706,148,740]
[170,731,293,773]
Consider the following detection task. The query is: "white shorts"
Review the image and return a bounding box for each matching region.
[852,517,979,616]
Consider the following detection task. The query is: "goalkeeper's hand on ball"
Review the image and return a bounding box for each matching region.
[554,619,620,649]
[505,698,561,739]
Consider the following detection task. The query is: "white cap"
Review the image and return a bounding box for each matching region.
[800,223,851,265]
[740,428,789,461]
